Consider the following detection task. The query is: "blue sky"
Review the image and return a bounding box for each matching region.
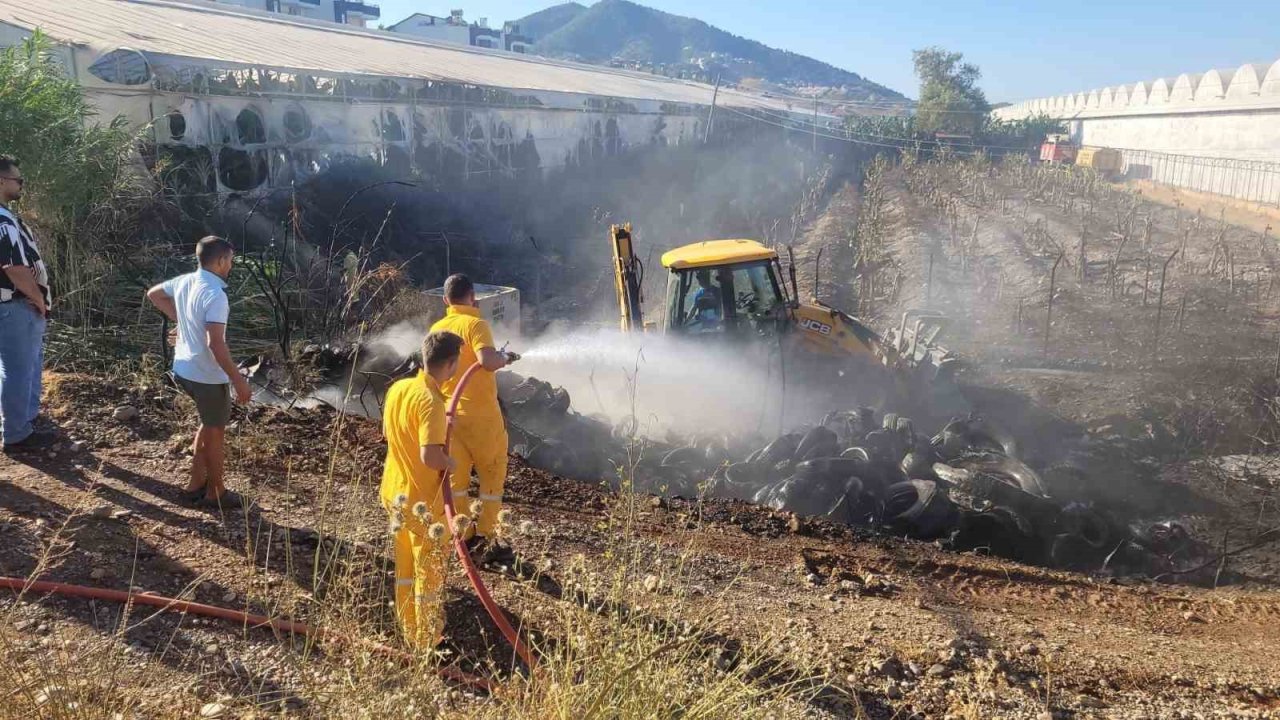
[375,0,1279,102]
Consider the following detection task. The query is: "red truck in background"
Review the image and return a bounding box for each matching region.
[1039,133,1077,164]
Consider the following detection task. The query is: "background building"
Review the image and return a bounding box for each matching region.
[209,0,380,27]
[387,10,531,53]
[0,0,804,195]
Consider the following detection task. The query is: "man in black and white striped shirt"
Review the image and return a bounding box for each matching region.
[0,154,54,451]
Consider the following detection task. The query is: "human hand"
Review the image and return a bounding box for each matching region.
[28,298,47,318]
[446,456,457,471]
[167,327,178,347]
[232,376,252,405]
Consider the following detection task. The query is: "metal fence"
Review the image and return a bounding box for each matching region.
[1118,148,1280,207]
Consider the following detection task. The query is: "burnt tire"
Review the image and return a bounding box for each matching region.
[1041,464,1092,503]
[882,479,958,539]
[527,439,579,478]
[895,417,915,441]
[752,480,784,507]
[722,462,768,501]
[1049,532,1105,571]
[760,433,802,465]
[840,447,872,462]
[794,457,864,482]
[662,446,705,468]
[862,429,899,464]
[949,507,1035,561]
[900,451,937,482]
[795,426,840,462]
[823,476,867,525]
[1058,505,1112,549]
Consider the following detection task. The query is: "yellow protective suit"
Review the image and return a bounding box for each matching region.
[430,305,509,537]
[379,371,459,649]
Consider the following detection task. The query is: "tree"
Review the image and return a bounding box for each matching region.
[0,31,143,323]
[912,46,989,137]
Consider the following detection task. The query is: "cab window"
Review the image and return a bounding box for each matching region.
[666,261,785,334]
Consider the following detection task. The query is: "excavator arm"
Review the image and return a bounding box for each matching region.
[611,223,644,332]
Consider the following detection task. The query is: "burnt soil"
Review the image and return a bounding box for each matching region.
[2,371,1279,718]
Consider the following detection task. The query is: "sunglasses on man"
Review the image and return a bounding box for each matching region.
[0,176,23,186]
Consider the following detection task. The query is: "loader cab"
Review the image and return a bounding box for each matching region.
[661,239,790,338]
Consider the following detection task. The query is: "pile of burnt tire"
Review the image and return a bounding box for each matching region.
[499,374,617,481]
[664,409,1210,577]
[497,374,1210,579]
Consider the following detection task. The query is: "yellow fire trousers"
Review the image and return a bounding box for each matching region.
[448,414,509,537]
[386,503,453,650]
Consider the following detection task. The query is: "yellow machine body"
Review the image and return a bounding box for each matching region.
[608,227,958,415]
[1076,146,1123,176]
[610,223,644,332]
[655,237,884,362]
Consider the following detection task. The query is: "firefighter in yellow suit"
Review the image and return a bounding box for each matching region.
[380,331,463,649]
[429,274,518,562]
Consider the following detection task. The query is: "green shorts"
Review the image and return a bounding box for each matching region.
[175,374,232,428]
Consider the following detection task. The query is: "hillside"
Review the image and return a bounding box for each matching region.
[515,0,905,101]
[515,2,587,42]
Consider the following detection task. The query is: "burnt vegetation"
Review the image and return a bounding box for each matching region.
[5,31,1280,720]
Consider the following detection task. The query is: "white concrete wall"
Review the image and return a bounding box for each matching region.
[995,59,1280,162]
[996,59,1280,203]
[1070,111,1280,162]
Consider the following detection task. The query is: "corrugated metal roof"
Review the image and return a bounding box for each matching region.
[1,0,801,112]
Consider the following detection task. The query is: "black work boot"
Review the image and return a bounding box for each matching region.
[2,429,56,453]
[465,535,516,567]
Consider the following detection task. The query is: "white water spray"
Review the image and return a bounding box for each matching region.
[515,328,839,439]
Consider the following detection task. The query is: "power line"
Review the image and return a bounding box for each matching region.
[724,105,1040,154]
[736,83,1055,114]
[719,105,1012,155]
[749,106,1009,147]
[729,106,1280,172]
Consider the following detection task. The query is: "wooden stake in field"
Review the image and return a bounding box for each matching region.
[1110,230,1131,300]
[1153,249,1179,361]
[1045,253,1064,357]
[1078,222,1087,283]
[926,245,935,303]
[1142,252,1152,307]
[1273,330,1280,379]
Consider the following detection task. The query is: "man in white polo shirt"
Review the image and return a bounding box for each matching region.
[146,236,252,510]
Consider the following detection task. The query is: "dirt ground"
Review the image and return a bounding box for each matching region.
[3,162,1280,718]
[1126,181,1280,237]
[3,372,1279,719]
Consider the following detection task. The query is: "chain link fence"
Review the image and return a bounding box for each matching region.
[1119,148,1280,207]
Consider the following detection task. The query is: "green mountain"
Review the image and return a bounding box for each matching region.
[514,0,905,101]
[513,3,587,42]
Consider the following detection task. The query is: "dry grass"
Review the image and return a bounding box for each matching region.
[0,369,835,719]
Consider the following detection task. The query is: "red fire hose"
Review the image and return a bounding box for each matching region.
[0,576,493,692]
[439,362,538,671]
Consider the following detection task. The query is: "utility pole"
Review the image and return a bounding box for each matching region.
[703,74,721,144]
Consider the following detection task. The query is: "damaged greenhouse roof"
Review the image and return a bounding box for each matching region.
[1,0,808,112]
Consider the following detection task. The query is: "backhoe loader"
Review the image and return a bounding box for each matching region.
[609,223,960,416]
